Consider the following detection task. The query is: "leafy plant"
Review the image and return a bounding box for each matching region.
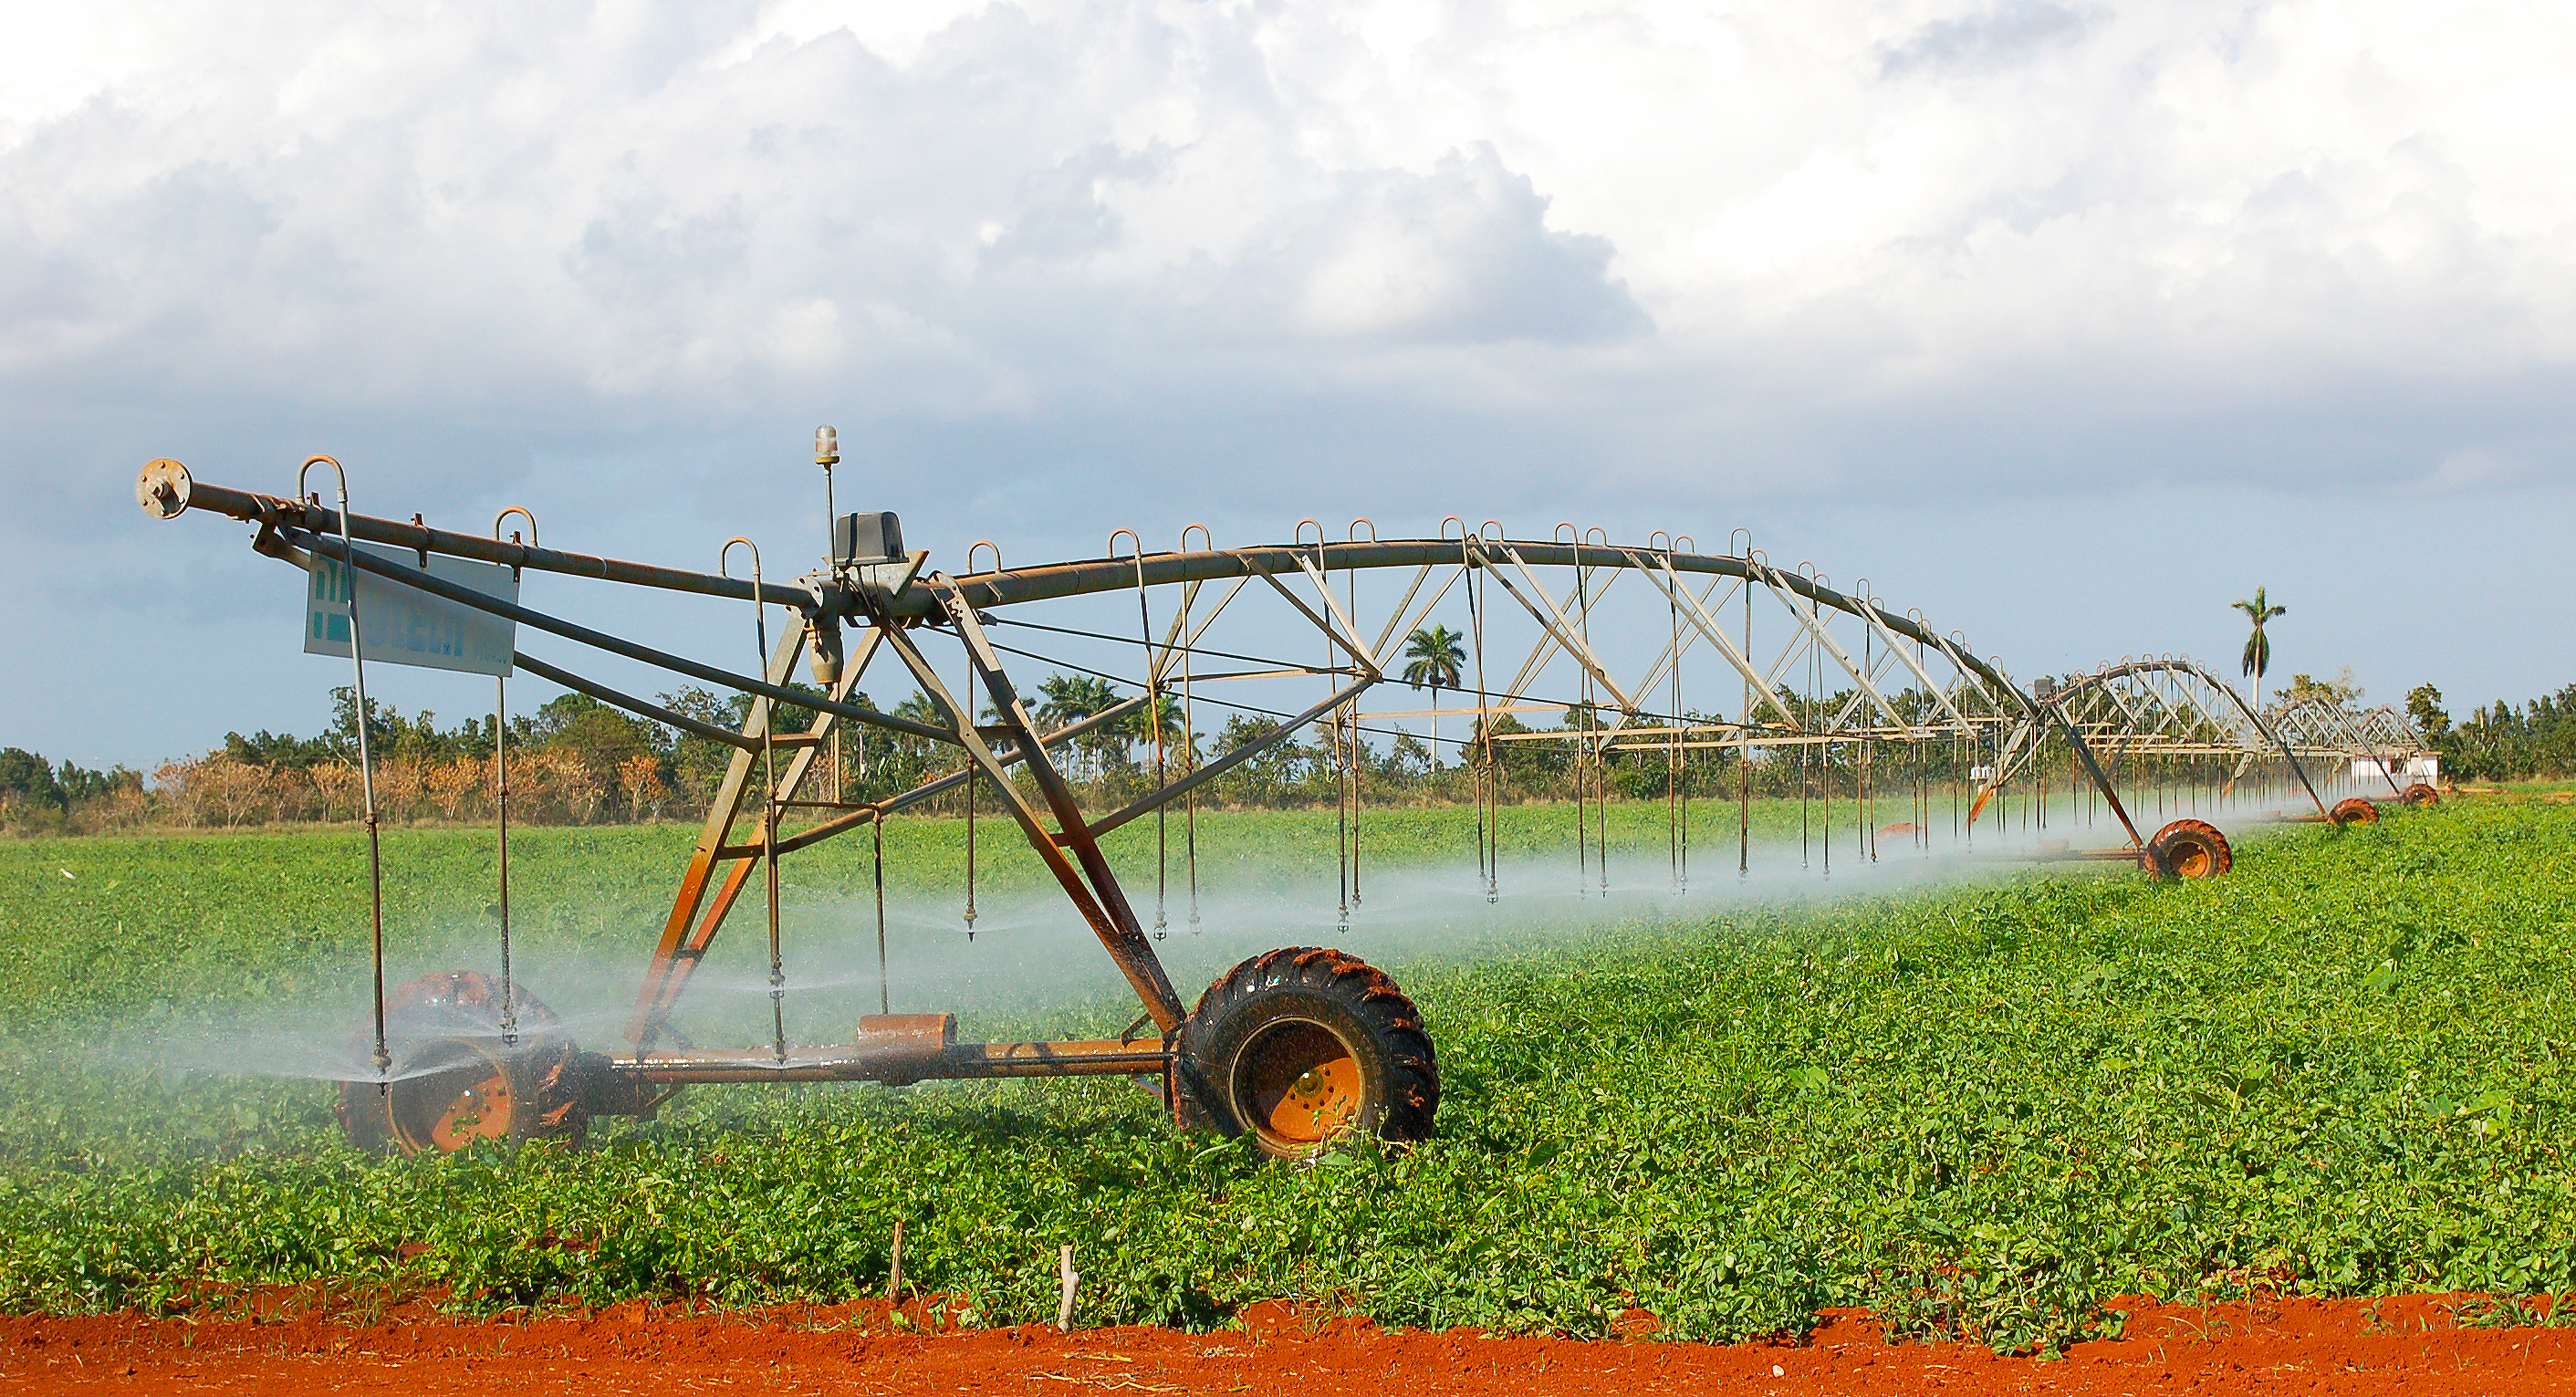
[5,798,2576,1350]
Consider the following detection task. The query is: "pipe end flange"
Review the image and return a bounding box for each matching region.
[137,459,192,519]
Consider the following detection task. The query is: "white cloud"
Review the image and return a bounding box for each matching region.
[2407,445,2538,494]
[1249,145,1647,342]
[4,0,2569,482]
[5,0,2575,763]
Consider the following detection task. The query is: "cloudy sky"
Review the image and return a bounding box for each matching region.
[5,0,2570,768]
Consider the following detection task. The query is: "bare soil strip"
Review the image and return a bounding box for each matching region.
[10,1294,2576,1395]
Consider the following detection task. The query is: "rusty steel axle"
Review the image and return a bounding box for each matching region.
[603,1013,1170,1088]
[612,1041,1173,1086]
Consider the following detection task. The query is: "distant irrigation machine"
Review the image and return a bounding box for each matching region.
[135,442,2434,1158]
[1966,657,2437,876]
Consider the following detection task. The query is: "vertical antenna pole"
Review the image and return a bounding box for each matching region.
[817,426,840,568]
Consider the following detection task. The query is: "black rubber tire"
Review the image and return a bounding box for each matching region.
[2147,818,2233,880]
[2401,783,2440,808]
[1173,947,1437,1160]
[2331,798,2381,826]
[336,970,589,1156]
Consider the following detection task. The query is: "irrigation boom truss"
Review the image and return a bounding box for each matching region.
[1976,658,2434,825]
[134,448,2432,1158]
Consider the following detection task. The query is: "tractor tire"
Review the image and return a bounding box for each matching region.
[337,971,589,1156]
[2331,798,2380,826]
[2401,783,2440,808]
[2147,818,2233,881]
[1174,947,1437,1160]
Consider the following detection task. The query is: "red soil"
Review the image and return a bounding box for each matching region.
[9,1293,2576,1395]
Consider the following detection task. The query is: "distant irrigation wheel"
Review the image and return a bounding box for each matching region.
[2147,818,2233,881]
[2331,798,2381,826]
[2401,783,2441,808]
[1175,947,1437,1160]
[337,970,588,1157]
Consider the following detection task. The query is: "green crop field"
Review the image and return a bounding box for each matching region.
[3,793,2574,1352]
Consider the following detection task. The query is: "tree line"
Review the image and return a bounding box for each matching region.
[11,662,2565,836]
[2407,683,2576,781]
[0,678,2014,836]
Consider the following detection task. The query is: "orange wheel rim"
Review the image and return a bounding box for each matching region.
[388,1043,516,1153]
[1234,1020,1365,1152]
[427,1070,514,1152]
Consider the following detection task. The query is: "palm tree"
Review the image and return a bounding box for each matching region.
[1110,684,1190,763]
[1034,672,1115,726]
[2233,586,2288,709]
[1034,673,1121,778]
[1401,625,1467,769]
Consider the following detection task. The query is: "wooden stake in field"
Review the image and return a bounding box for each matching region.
[1058,1245,1079,1330]
[888,1218,903,1304]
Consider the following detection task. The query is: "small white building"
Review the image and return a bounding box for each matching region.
[2352,755,2440,787]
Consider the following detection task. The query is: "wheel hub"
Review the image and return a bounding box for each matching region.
[388,1042,516,1153]
[1235,1020,1364,1152]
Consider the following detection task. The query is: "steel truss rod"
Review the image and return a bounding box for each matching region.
[990,610,1298,678]
[910,538,2028,697]
[1479,551,1619,708]
[631,620,847,1046]
[1639,562,1809,732]
[169,464,2028,710]
[152,466,812,608]
[1984,658,2340,823]
[274,526,957,748]
[1854,596,1980,733]
[757,696,1152,859]
[252,526,770,755]
[509,652,764,753]
[2275,698,2416,796]
[911,576,1188,1033]
[1621,568,1741,714]
[1086,674,1379,839]
[1754,560,1910,730]
[1489,548,1639,715]
[1821,611,1924,735]
[1288,550,1388,672]
[633,662,1161,1042]
[1261,568,1381,679]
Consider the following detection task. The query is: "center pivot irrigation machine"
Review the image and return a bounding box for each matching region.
[134,439,2424,1160]
[1966,657,2436,874]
